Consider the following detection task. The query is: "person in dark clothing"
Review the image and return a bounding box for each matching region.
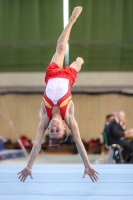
[103,114,114,134]
[107,111,133,162]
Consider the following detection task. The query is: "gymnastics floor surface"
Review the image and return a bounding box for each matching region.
[0,164,133,200]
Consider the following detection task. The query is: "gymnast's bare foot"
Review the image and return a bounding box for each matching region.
[70,6,83,22]
[76,57,84,65]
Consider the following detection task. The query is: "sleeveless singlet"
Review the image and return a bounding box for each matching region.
[43,62,77,119]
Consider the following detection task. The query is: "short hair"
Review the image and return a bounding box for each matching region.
[106,114,114,120]
[49,130,68,147]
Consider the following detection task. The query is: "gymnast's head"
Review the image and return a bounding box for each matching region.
[48,117,68,147]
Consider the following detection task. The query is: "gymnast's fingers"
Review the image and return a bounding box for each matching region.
[17,171,22,175]
[93,175,98,182]
[20,175,24,182]
[89,175,94,182]
[94,173,99,180]
[23,177,27,182]
[94,170,99,175]
[83,172,86,178]
[30,173,33,179]
[18,174,23,179]
[21,176,25,182]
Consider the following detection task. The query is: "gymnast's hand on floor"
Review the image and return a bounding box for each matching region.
[17,166,33,182]
[83,165,99,182]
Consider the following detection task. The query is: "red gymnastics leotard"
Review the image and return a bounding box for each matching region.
[43,62,77,119]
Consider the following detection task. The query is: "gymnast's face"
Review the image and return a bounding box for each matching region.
[48,118,66,139]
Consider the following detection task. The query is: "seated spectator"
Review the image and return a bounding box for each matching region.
[107,111,133,163]
[103,114,114,134]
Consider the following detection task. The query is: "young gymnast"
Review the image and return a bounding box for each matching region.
[18,6,99,182]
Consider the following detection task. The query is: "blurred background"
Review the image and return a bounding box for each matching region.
[0,0,133,163]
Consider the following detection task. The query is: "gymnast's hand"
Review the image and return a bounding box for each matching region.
[83,165,99,182]
[17,166,33,182]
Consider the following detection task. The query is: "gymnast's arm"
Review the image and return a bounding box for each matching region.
[64,101,99,182]
[17,102,50,182]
